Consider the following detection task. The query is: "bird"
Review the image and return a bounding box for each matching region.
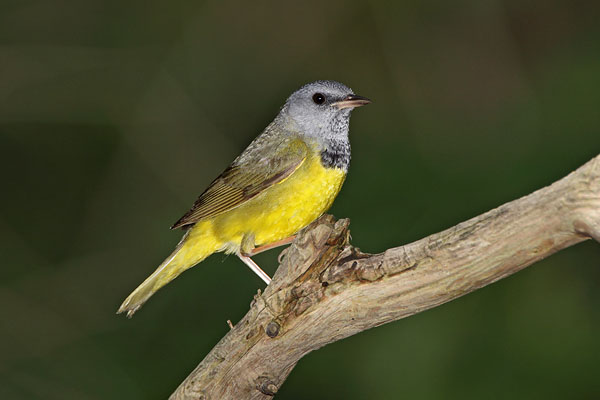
[117,80,370,317]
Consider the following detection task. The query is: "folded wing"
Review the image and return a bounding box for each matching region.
[171,136,308,229]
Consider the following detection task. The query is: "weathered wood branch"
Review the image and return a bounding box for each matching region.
[170,154,600,399]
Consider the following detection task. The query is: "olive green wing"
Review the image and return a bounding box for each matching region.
[171,136,308,229]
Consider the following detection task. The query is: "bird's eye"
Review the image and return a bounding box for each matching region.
[312,93,326,104]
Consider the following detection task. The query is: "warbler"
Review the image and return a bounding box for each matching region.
[118,80,370,317]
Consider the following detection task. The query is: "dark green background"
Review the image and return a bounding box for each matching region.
[1,1,599,399]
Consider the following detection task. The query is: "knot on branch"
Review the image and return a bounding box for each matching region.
[256,377,278,396]
[265,321,280,338]
[270,214,416,291]
[260,214,416,335]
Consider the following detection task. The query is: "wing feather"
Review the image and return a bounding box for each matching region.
[171,136,307,229]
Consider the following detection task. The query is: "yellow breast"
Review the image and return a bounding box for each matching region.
[209,151,346,253]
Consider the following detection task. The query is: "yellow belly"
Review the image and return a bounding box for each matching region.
[117,148,346,316]
[201,154,346,254]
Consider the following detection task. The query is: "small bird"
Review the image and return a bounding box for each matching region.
[117,80,370,317]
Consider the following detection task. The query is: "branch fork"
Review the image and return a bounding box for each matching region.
[171,154,600,399]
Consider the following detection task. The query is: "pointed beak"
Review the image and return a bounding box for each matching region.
[332,94,372,110]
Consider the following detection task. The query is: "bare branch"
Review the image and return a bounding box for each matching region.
[170,154,600,400]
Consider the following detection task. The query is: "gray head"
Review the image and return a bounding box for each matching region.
[277,80,370,142]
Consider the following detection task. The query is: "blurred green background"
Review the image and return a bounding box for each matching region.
[1,0,599,398]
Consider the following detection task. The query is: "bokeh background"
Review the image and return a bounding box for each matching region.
[1,0,599,398]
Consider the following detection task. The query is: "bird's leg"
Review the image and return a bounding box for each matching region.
[237,253,272,284]
[246,235,297,256]
[237,235,297,284]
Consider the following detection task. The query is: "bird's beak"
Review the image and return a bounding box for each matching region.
[332,94,372,110]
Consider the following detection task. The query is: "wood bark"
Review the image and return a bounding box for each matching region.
[170,154,600,399]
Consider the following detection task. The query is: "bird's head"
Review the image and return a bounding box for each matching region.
[279,80,370,141]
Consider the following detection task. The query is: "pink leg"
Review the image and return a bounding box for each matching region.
[246,235,296,257]
[237,253,272,284]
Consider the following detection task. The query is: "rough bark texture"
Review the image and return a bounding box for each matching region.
[170,155,600,400]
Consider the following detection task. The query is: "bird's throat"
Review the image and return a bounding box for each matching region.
[320,139,351,170]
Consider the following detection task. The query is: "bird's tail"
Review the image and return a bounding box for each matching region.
[117,221,221,318]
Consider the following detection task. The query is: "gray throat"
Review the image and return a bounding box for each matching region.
[320,138,351,171]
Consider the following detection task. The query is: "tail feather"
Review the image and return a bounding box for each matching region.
[117,224,220,317]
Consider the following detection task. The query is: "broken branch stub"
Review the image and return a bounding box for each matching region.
[171,154,600,400]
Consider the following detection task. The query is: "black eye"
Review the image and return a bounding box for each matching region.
[312,93,326,104]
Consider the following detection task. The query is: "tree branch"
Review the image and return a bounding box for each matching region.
[170,154,600,399]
